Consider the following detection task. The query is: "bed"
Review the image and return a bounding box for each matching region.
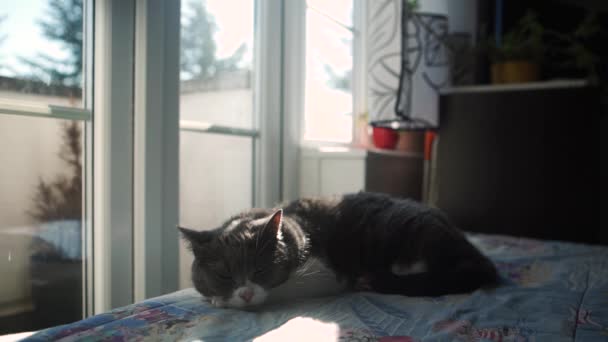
[22,233,608,341]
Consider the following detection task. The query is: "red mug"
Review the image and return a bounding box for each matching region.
[372,126,399,149]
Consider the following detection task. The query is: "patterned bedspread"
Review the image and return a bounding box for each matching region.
[24,234,608,341]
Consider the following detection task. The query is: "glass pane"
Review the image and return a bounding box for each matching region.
[180,0,254,129]
[0,115,84,334]
[306,0,353,28]
[304,8,353,142]
[179,132,252,289]
[0,0,84,107]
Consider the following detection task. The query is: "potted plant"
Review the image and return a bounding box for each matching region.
[488,11,544,84]
[544,13,602,83]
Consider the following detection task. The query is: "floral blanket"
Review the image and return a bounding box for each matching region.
[24,234,608,341]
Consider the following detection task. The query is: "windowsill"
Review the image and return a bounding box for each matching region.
[300,143,366,158]
[300,143,424,159]
[441,79,588,95]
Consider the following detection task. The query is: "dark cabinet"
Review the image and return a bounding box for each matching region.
[435,82,604,244]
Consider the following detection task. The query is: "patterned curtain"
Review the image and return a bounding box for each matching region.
[367,0,449,130]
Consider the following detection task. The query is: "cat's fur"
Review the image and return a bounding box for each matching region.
[179,192,498,308]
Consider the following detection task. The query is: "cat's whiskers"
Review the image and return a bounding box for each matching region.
[296,270,321,277]
[295,262,310,274]
[294,268,337,279]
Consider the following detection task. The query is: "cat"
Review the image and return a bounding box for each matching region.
[179,192,498,308]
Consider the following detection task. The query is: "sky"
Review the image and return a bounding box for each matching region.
[0,0,68,76]
[304,1,354,142]
[204,0,254,61]
[0,0,349,75]
[0,0,254,77]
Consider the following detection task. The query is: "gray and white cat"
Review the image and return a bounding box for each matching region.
[179,192,498,308]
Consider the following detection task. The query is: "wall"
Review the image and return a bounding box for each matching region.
[299,147,366,198]
[0,91,79,229]
[0,90,79,315]
[180,89,253,128]
[178,74,255,289]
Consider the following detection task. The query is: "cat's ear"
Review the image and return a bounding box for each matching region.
[178,226,214,250]
[265,209,284,240]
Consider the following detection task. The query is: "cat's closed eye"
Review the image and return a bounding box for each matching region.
[215,270,232,282]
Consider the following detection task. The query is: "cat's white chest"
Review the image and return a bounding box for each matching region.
[267,258,347,303]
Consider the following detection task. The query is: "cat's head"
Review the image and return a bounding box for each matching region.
[179,209,299,308]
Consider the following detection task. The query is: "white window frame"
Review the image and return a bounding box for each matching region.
[83,0,94,317]
[93,0,136,313]
[1,0,294,318]
[353,0,367,141]
[96,0,366,310]
[94,0,183,310]
[281,0,305,201]
[131,0,286,301]
[96,0,286,310]
[290,0,366,149]
[257,0,285,205]
[1,0,367,317]
[132,0,181,302]
[173,0,284,209]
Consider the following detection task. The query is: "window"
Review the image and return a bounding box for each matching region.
[180,0,254,129]
[178,0,258,289]
[0,0,90,333]
[0,1,359,330]
[303,0,356,143]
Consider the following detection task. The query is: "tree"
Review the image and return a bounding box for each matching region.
[21,0,83,86]
[324,64,352,91]
[29,122,82,222]
[181,0,217,80]
[0,14,6,46]
[323,36,352,92]
[180,0,246,81]
[20,0,245,84]
[0,14,7,70]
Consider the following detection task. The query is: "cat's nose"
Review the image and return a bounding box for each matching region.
[238,287,254,303]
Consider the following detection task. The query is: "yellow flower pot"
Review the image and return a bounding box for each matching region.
[491,61,540,84]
